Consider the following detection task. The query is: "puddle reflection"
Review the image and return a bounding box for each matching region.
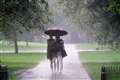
[50,72,69,80]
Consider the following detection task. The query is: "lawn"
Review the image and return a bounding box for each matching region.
[79,51,120,80]
[76,43,108,50]
[0,53,46,80]
[0,40,47,52]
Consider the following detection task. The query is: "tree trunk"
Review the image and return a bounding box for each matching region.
[13,30,18,54]
[14,38,18,54]
[26,40,29,47]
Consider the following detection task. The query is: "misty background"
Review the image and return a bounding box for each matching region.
[1,0,120,54]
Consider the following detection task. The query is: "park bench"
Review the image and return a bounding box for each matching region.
[101,65,120,80]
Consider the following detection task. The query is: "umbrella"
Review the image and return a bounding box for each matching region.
[44,28,68,36]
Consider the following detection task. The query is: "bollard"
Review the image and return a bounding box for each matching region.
[0,65,8,80]
[101,66,107,80]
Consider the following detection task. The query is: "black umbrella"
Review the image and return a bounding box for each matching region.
[44,28,68,36]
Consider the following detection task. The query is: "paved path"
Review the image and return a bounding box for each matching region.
[17,44,91,80]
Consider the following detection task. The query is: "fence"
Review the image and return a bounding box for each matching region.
[101,66,120,80]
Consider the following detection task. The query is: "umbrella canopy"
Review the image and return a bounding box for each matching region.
[44,28,68,36]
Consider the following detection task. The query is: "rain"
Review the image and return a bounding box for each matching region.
[0,0,120,80]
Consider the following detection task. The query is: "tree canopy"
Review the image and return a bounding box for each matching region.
[0,0,50,53]
[0,0,50,35]
[59,0,120,48]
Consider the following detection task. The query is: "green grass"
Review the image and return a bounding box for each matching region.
[0,53,46,80]
[76,43,108,50]
[79,51,120,80]
[0,40,47,52]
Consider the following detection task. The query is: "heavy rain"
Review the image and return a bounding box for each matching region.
[0,0,120,80]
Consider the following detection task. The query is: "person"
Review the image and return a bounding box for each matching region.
[55,36,67,73]
[47,35,57,72]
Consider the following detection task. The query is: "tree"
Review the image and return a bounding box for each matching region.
[59,0,120,49]
[87,0,120,48]
[0,0,50,53]
[108,0,120,14]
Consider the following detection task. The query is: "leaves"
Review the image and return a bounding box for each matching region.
[0,0,50,38]
[59,0,120,48]
[108,0,120,14]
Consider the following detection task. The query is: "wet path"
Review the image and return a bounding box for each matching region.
[18,44,91,80]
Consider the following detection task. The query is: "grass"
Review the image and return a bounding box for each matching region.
[0,53,46,80]
[79,51,120,80]
[76,43,108,50]
[0,40,47,52]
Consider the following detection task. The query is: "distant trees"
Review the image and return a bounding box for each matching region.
[59,0,120,49]
[0,0,50,53]
[87,0,120,48]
